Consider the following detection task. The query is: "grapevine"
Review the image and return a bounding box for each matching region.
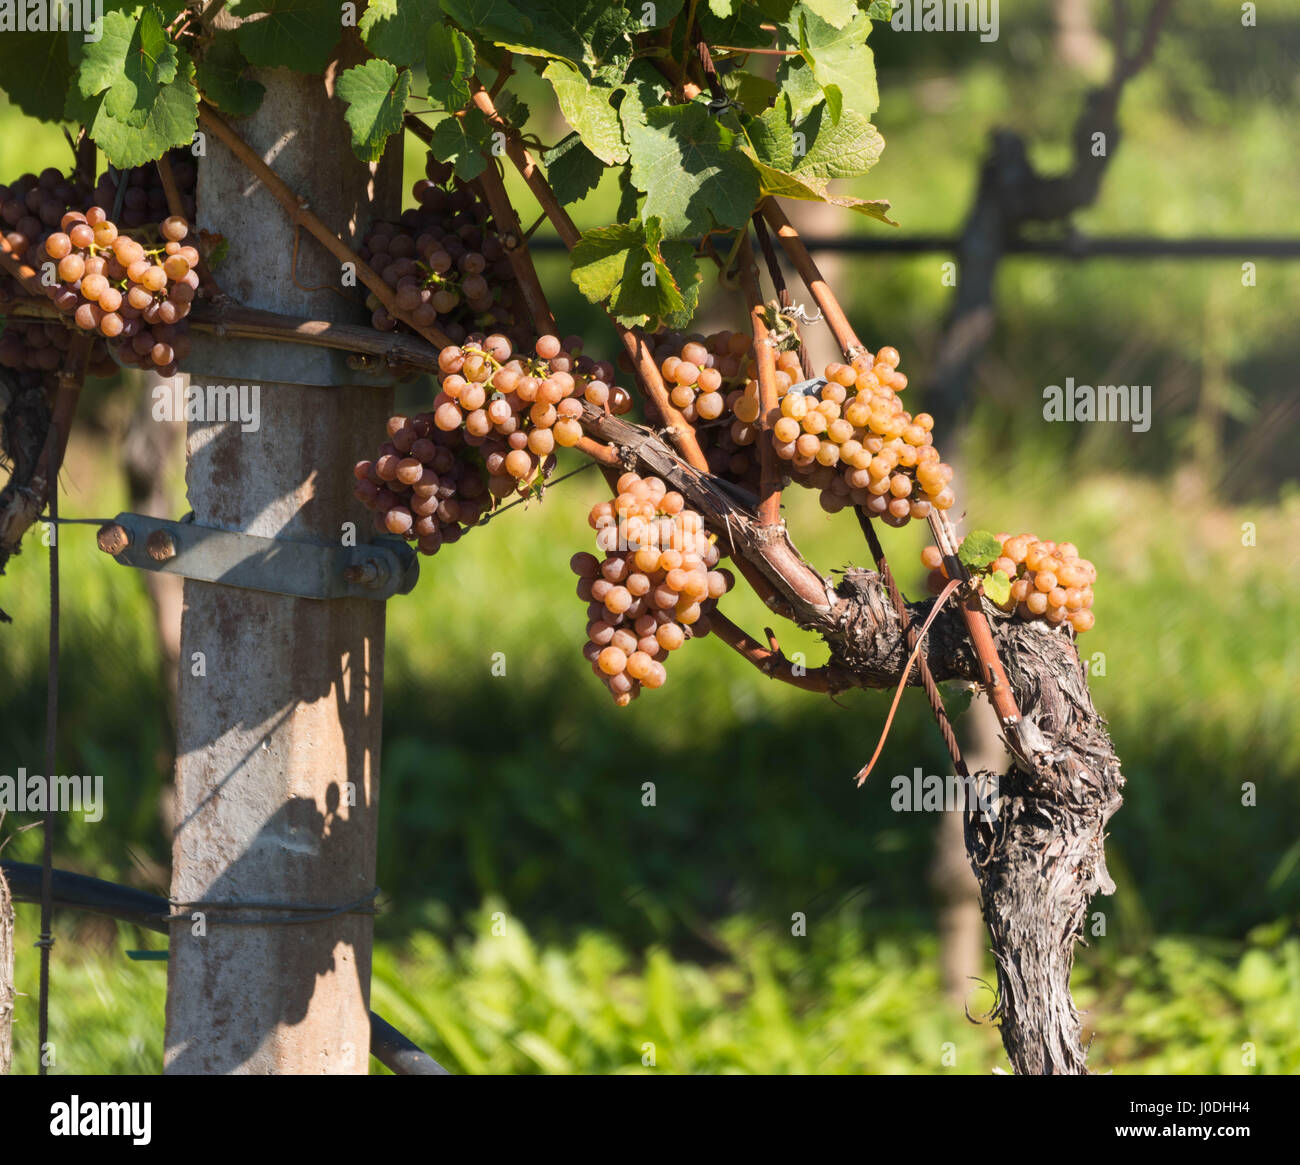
[0,0,1134,1078]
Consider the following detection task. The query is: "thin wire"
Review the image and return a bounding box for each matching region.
[37,476,58,1076]
[475,459,600,526]
[164,888,381,927]
[47,461,601,535]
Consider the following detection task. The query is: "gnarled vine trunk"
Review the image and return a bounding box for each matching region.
[965,622,1123,1074]
[582,406,1125,1074]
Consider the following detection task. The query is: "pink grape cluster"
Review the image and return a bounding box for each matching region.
[353,416,491,556]
[42,209,199,375]
[571,472,732,705]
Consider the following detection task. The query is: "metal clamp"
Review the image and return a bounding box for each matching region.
[96,512,419,601]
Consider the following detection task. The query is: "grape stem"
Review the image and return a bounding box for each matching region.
[574,436,623,468]
[757,199,864,359]
[470,159,557,335]
[196,101,455,350]
[756,195,1024,729]
[708,610,845,693]
[733,231,784,527]
[461,84,713,476]
[154,152,222,301]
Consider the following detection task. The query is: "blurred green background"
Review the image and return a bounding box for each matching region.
[2,0,1298,1074]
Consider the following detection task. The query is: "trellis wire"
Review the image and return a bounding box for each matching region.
[37,475,57,1076]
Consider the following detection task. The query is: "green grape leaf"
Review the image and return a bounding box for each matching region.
[696,0,770,47]
[660,239,701,330]
[542,133,606,205]
[982,569,1011,607]
[774,58,824,122]
[428,107,492,180]
[958,530,1003,571]
[336,59,411,163]
[542,61,627,165]
[744,96,797,169]
[0,34,75,122]
[426,21,475,108]
[570,217,690,330]
[361,0,441,67]
[615,165,640,220]
[802,0,858,26]
[492,89,529,129]
[77,10,141,97]
[439,0,637,81]
[232,0,341,74]
[794,102,884,181]
[938,679,975,721]
[640,0,686,29]
[76,7,179,129]
[756,176,896,224]
[624,102,759,237]
[867,0,893,18]
[613,59,668,137]
[783,4,879,121]
[722,67,779,115]
[571,221,645,303]
[742,98,895,223]
[707,0,734,16]
[82,50,201,169]
[194,31,266,117]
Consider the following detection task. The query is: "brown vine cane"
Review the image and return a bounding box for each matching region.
[743,194,971,776]
[733,232,783,528]
[464,85,712,477]
[459,85,801,615]
[757,196,1022,732]
[196,102,456,352]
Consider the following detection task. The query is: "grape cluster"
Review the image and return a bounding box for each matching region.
[41,210,198,375]
[92,149,197,229]
[0,318,118,381]
[0,168,118,384]
[430,331,631,499]
[923,534,1097,633]
[352,416,491,555]
[646,330,752,422]
[0,167,92,297]
[359,156,530,345]
[757,348,954,527]
[0,167,91,244]
[571,471,733,705]
[641,329,772,483]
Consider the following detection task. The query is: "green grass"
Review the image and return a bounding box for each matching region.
[10,903,1298,1075]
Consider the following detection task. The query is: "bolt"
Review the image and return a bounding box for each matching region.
[96,522,131,556]
[146,529,177,562]
[343,558,384,587]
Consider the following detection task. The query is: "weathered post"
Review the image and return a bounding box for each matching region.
[163,58,401,1074]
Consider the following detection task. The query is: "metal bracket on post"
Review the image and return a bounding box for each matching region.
[95,511,419,601]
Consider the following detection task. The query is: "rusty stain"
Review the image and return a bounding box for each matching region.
[147,529,178,561]
[96,521,131,555]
